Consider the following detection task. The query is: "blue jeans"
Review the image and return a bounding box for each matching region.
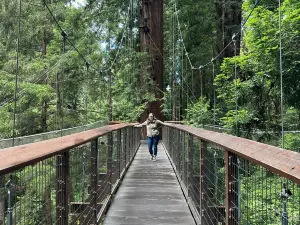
[148,136,159,156]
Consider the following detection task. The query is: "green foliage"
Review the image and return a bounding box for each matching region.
[186,97,212,126]
[220,108,255,133]
[0,0,154,138]
[281,133,300,152]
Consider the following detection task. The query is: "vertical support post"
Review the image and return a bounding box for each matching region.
[90,138,99,222]
[169,128,172,158]
[0,176,5,225]
[60,31,67,135]
[81,151,86,202]
[117,130,121,179]
[107,132,113,194]
[129,127,132,160]
[200,140,207,225]
[179,131,183,179]
[56,152,69,225]
[7,189,12,225]
[176,129,179,169]
[168,127,171,155]
[188,134,193,197]
[178,130,181,170]
[127,127,130,161]
[5,180,12,225]
[173,128,175,160]
[183,132,187,185]
[124,128,127,168]
[225,151,239,225]
[127,127,130,162]
[282,201,288,225]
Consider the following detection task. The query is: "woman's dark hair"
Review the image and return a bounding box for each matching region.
[146,113,156,125]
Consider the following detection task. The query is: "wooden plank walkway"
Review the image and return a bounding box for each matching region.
[103,142,196,225]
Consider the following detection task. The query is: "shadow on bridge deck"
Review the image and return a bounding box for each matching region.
[103,142,196,225]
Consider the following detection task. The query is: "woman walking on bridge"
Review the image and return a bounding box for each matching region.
[134,113,165,161]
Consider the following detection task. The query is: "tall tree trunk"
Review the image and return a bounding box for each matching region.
[107,29,113,122]
[42,30,47,58]
[140,0,164,133]
[216,0,242,58]
[56,73,63,131]
[41,100,48,132]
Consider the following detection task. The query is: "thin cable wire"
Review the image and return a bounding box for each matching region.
[195,0,261,69]
[43,0,103,74]
[174,2,193,69]
[0,52,71,108]
[279,0,284,148]
[212,62,216,127]
[102,0,132,72]
[12,0,22,147]
[234,39,238,136]
[147,33,196,101]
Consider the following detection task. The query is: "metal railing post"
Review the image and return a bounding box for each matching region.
[5,180,12,225]
[90,138,99,223]
[117,130,121,179]
[129,127,132,160]
[200,140,207,225]
[56,152,69,225]
[282,201,288,225]
[225,151,239,225]
[176,129,180,169]
[124,128,127,169]
[188,134,194,198]
[107,132,113,194]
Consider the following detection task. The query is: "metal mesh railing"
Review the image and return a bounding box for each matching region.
[162,124,300,225]
[0,124,140,225]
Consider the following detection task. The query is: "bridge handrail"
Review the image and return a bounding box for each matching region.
[0,123,135,176]
[165,123,300,184]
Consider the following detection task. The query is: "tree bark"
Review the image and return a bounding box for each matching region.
[42,30,47,58]
[216,0,242,58]
[41,100,48,132]
[140,0,164,133]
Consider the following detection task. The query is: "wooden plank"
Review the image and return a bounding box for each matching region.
[103,143,195,225]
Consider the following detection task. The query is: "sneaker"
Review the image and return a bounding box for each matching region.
[153,156,156,161]
[150,155,154,160]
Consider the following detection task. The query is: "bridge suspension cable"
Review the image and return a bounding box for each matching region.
[12,0,22,146]
[279,0,284,148]
[192,0,261,70]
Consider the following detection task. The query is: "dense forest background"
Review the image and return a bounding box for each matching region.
[0,0,300,151]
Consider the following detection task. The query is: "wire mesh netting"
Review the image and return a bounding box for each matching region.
[162,126,300,225]
[0,125,141,225]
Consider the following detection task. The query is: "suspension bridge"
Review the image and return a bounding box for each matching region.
[0,123,299,225]
[0,0,299,224]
